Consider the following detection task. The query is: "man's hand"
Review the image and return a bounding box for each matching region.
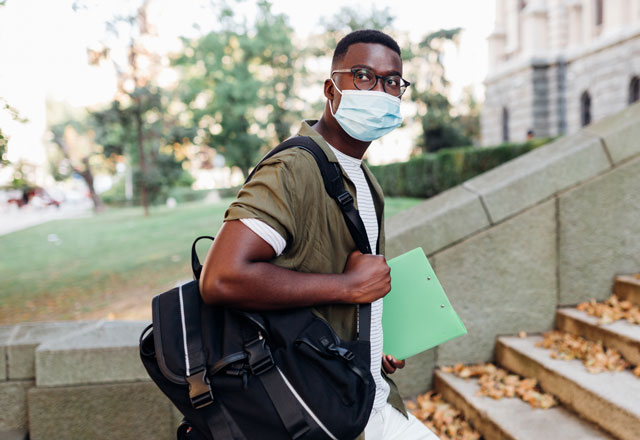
[342,250,391,303]
[382,354,405,374]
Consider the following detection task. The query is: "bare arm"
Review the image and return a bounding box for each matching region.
[199,220,391,310]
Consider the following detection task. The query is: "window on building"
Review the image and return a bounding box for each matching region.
[630,76,640,104]
[502,107,510,142]
[581,91,592,127]
[595,0,604,26]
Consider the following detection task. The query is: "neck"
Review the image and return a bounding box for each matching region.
[312,104,370,160]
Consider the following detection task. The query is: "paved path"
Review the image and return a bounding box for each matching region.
[0,203,92,236]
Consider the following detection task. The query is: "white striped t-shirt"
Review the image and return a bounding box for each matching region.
[240,145,390,413]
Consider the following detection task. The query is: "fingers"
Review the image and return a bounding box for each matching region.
[382,355,395,374]
[382,354,405,374]
[343,252,391,303]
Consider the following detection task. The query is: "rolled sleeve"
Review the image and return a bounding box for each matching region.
[224,154,299,248]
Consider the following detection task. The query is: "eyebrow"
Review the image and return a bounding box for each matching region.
[351,64,402,77]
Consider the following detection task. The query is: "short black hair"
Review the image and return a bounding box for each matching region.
[332,29,401,67]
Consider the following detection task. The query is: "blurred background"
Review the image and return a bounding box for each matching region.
[1,0,638,325]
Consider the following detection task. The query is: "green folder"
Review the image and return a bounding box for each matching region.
[382,247,467,360]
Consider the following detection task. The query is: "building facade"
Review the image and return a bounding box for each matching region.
[482,0,640,145]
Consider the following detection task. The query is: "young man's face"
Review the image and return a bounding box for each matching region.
[328,42,404,111]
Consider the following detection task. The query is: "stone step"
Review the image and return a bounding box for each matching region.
[433,370,613,440]
[556,308,640,365]
[615,275,640,306]
[35,320,150,387]
[497,335,640,440]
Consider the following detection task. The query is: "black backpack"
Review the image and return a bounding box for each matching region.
[139,136,378,440]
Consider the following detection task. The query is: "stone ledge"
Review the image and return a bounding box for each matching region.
[464,130,610,224]
[386,186,490,258]
[35,320,150,387]
[585,101,640,165]
[3,321,98,380]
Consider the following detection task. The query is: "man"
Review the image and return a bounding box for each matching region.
[199,29,439,440]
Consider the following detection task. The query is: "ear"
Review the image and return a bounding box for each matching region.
[323,78,335,101]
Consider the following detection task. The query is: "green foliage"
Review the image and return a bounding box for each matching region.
[413,90,472,152]
[166,187,212,204]
[409,27,481,153]
[174,1,301,178]
[89,86,194,205]
[0,97,28,168]
[0,130,8,167]
[370,139,552,198]
[316,5,395,55]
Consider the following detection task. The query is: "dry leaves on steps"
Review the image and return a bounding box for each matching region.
[440,363,557,409]
[537,330,632,374]
[577,295,640,325]
[407,391,482,440]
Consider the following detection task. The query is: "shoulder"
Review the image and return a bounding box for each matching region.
[253,147,323,189]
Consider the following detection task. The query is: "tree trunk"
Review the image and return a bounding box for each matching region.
[240,166,250,182]
[52,133,105,213]
[134,97,149,216]
[80,158,105,213]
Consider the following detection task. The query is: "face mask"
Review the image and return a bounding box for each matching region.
[330,80,403,142]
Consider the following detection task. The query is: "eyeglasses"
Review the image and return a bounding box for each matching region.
[331,67,411,97]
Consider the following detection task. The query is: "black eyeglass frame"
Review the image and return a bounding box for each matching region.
[331,67,411,97]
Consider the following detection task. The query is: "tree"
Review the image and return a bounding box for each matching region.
[316,5,396,54]
[73,0,192,213]
[174,0,302,178]
[89,87,193,205]
[0,98,26,168]
[410,28,478,153]
[49,119,106,212]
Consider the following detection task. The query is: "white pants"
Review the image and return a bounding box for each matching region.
[364,403,440,440]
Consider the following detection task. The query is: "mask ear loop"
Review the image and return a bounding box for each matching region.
[329,78,342,116]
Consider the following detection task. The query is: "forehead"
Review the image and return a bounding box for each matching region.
[337,42,402,75]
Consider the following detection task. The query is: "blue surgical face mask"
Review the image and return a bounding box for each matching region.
[330,80,403,142]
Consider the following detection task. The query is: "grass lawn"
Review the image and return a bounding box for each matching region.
[0,196,423,324]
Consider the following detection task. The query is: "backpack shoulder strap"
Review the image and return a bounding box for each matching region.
[246,136,372,255]
[246,136,372,341]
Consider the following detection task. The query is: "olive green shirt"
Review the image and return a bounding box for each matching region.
[224,120,406,424]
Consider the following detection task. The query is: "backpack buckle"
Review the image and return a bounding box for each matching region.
[336,191,353,208]
[187,369,214,409]
[245,334,274,376]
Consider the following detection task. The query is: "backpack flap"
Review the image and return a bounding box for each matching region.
[152,280,214,409]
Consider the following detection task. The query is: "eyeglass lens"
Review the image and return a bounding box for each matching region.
[352,68,406,97]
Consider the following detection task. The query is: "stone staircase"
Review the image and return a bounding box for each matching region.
[434,275,640,440]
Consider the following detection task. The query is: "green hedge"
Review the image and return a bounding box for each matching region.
[369,138,551,198]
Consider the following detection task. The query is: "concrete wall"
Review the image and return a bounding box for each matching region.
[388,102,640,397]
